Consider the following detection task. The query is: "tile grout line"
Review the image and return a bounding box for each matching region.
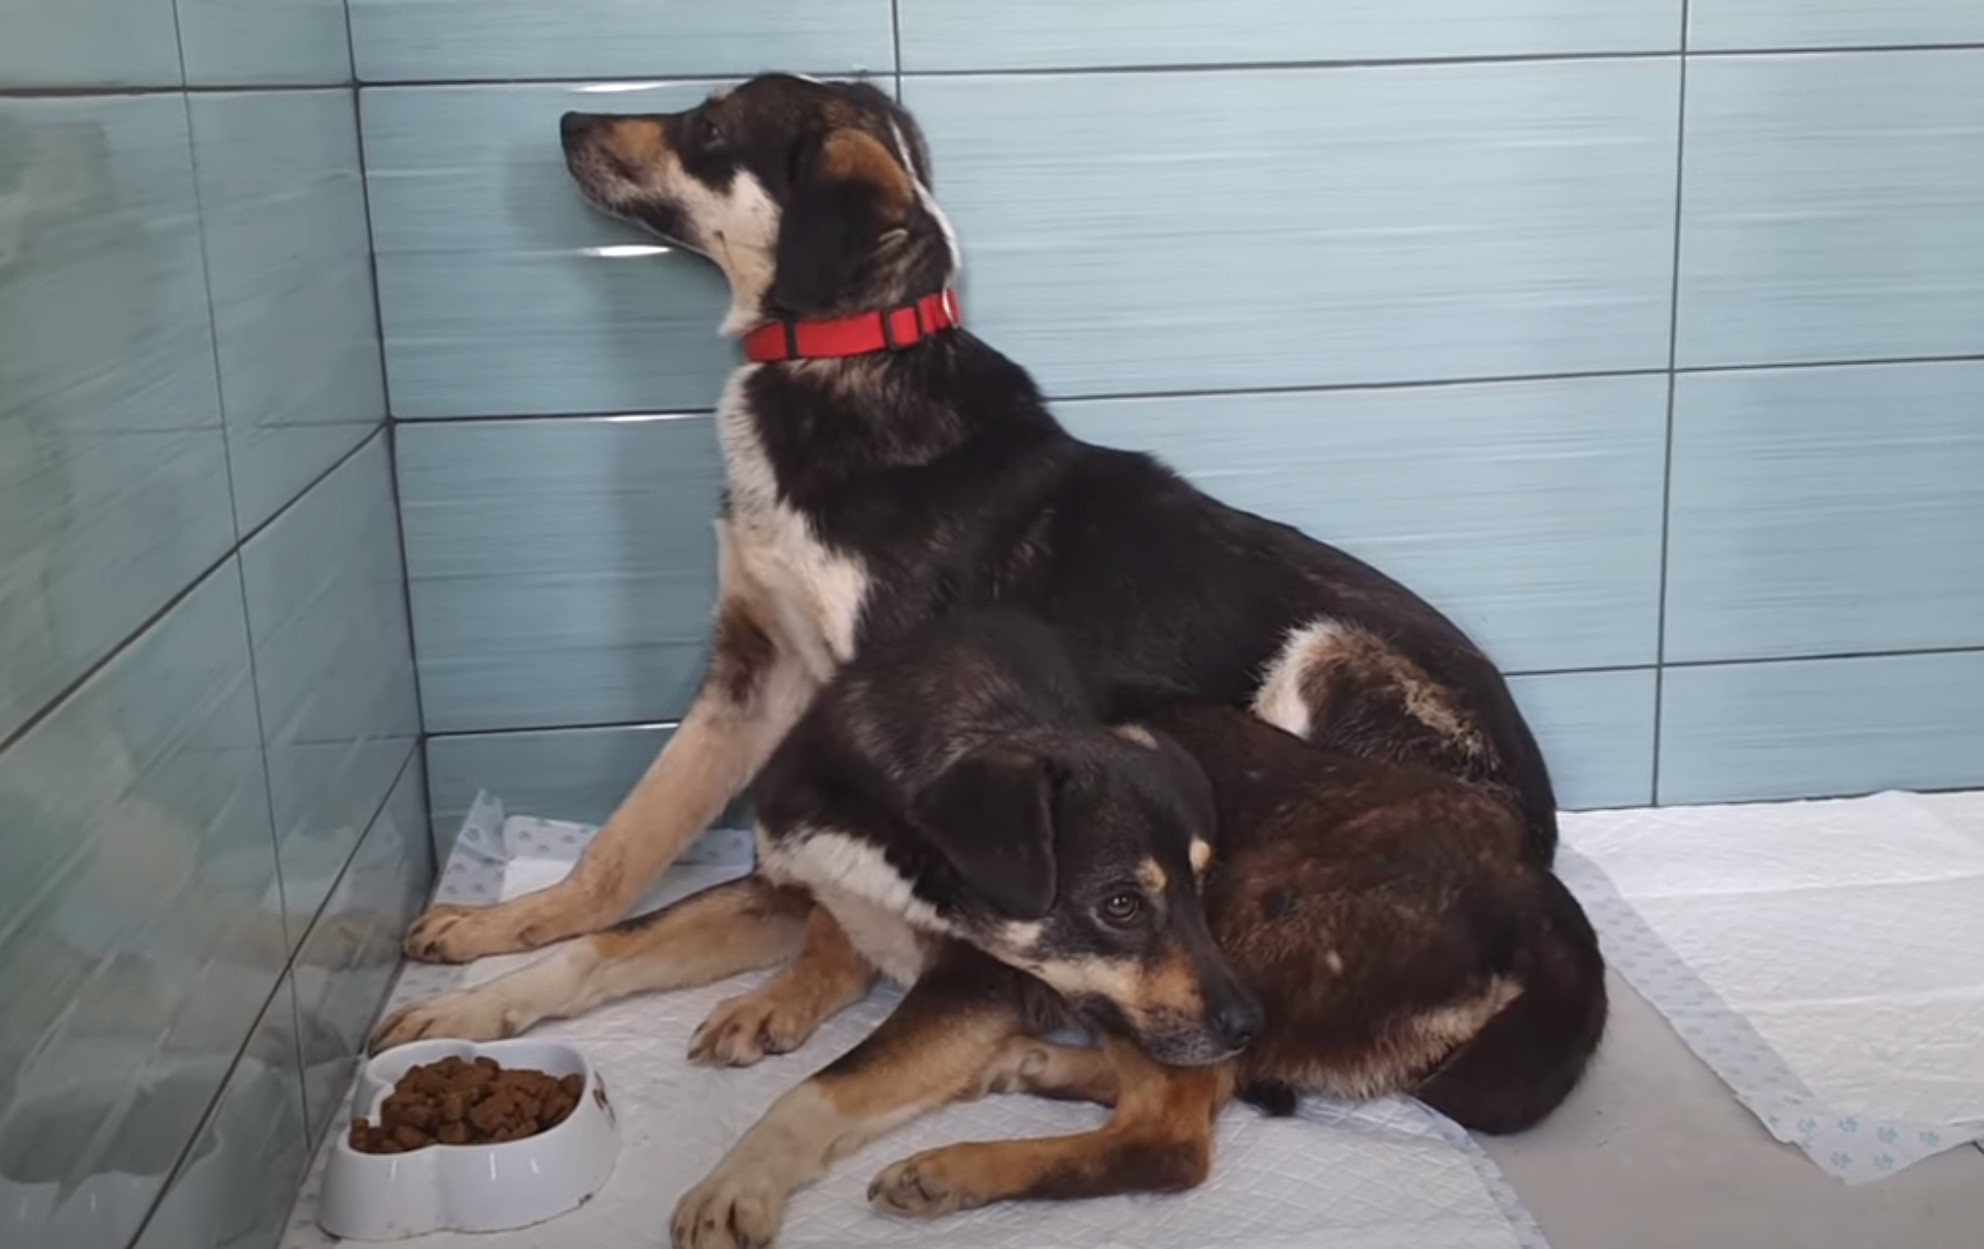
[17,40,1984,97]
[383,351,1984,426]
[0,428,385,760]
[414,640,1984,743]
[1649,0,1693,808]
[168,38,303,984]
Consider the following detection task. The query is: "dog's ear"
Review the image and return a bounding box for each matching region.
[909,746,1059,920]
[770,127,913,316]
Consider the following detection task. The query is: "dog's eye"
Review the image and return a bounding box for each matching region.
[693,113,725,151]
[1099,892,1143,926]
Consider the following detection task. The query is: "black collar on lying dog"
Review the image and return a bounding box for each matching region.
[741,288,962,363]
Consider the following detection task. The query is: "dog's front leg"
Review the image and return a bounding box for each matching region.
[869,1037,1231,1219]
[671,955,1022,1249]
[404,544,820,963]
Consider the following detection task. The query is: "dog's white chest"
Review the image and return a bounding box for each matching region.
[717,370,869,676]
[757,827,945,986]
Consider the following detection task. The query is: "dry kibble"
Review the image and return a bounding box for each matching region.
[346,1058,582,1154]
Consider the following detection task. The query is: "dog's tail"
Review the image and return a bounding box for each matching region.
[1413,869,1607,1135]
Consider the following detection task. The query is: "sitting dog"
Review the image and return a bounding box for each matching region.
[377,612,1604,1248]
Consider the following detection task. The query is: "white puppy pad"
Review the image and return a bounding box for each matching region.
[1560,790,1984,1182]
[284,796,1547,1249]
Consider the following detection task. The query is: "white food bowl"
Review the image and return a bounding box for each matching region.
[318,1038,619,1241]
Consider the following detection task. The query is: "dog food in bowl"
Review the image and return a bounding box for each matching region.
[349,1056,584,1152]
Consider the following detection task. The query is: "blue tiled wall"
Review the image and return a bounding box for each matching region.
[347,3,1984,824]
[0,5,425,1247]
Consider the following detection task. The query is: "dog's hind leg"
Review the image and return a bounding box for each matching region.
[404,532,821,964]
[371,876,810,1052]
[671,952,1025,1249]
[689,903,878,1067]
[869,1038,1232,1219]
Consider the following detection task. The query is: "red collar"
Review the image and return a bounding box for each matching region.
[741,289,961,363]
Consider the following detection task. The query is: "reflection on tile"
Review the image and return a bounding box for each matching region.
[907,61,1679,397]
[1689,0,1984,52]
[0,0,182,90]
[1666,362,1984,663]
[1659,652,1984,805]
[1059,375,1668,672]
[0,563,284,1249]
[348,0,890,83]
[176,0,354,86]
[293,753,431,1140]
[190,90,385,532]
[130,976,308,1249]
[0,95,233,742]
[1507,669,1657,810]
[1676,51,1984,368]
[397,417,721,731]
[361,83,736,418]
[902,0,1679,71]
[241,436,419,928]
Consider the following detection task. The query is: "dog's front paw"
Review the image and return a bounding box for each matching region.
[688,988,816,1068]
[402,902,541,963]
[867,1148,980,1219]
[369,991,517,1054]
[671,1168,788,1249]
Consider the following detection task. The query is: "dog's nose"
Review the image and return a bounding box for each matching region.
[560,111,604,145]
[1211,996,1264,1051]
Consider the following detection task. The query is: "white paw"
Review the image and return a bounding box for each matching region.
[369,992,518,1053]
[671,1167,788,1249]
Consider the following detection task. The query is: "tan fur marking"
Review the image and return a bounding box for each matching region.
[1136,859,1168,894]
[870,1038,1229,1217]
[1274,975,1524,1101]
[690,906,877,1067]
[818,129,911,217]
[1112,723,1159,749]
[1189,838,1213,874]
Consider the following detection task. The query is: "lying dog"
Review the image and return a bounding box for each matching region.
[377,611,1604,1248]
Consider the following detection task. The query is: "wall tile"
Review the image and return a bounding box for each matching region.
[292,754,432,1140]
[902,0,1680,72]
[906,60,1680,397]
[1059,375,1668,672]
[130,976,309,1249]
[427,724,671,841]
[240,435,419,930]
[1666,361,1984,663]
[1508,669,1657,810]
[0,95,234,744]
[0,0,181,90]
[1690,1,1984,53]
[0,563,286,1249]
[1658,652,1984,805]
[176,0,355,86]
[190,89,387,532]
[361,82,742,418]
[348,0,891,83]
[397,416,721,731]
[1676,50,1984,369]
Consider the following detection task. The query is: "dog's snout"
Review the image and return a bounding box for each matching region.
[1211,993,1264,1051]
[560,111,605,147]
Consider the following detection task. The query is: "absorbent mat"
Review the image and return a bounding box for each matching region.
[283,794,1548,1249]
[1559,790,1984,1183]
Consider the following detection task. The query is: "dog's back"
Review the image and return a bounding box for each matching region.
[1144,703,1605,1134]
